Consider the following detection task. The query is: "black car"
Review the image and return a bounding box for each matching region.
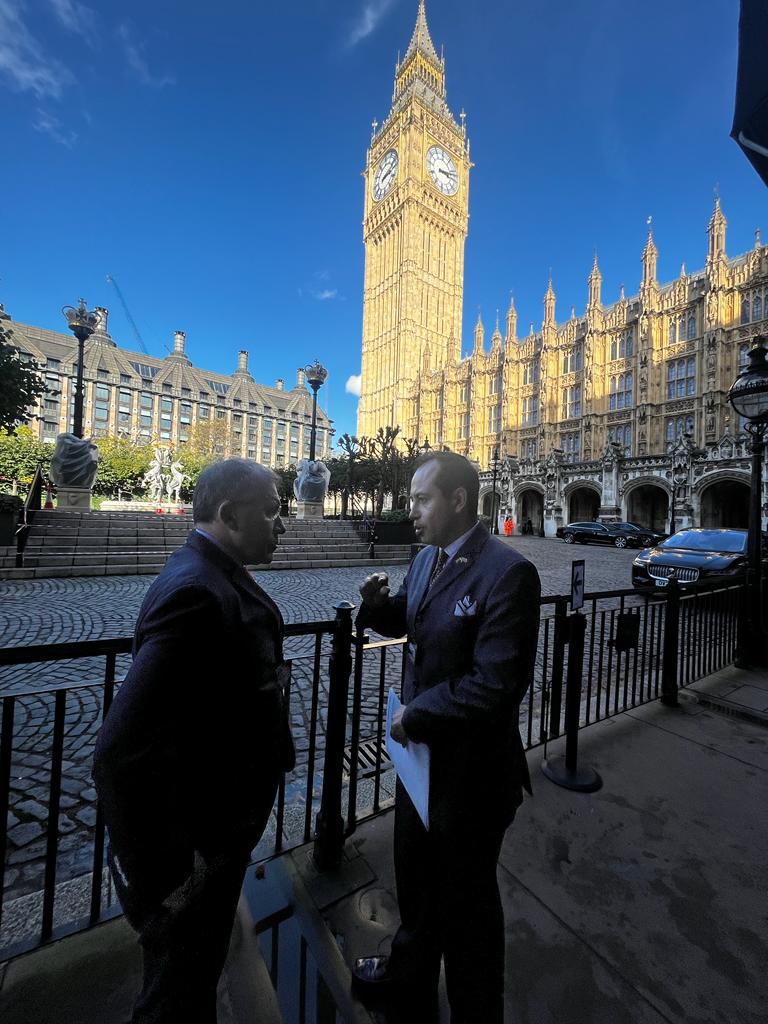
[631,528,765,590]
[614,521,667,547]
[556,521,643,548]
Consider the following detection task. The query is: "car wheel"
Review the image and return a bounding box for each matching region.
[564,533,574,544]
[614,536,627,548]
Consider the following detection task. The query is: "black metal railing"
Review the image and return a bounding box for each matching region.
[14,463,45,566]
[0,577,746,958]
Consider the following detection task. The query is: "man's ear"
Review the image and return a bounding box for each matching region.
[217,500,239,530]
[453,486,468,514]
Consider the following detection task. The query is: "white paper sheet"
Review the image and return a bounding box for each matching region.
[386,688,430,829]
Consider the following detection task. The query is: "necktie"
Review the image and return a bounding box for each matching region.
[427,548,448,591]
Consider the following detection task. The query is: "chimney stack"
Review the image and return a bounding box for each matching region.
[173,330,186,354]
[297,367,306,388]
[275,378,284,391]
[238,350,249,373]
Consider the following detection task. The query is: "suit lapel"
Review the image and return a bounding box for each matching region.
[407,547,435,635]
[419,524,490,612]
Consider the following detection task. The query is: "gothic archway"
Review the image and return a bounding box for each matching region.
[567,486,600,523]
[517,488,544,535]
[699,480,750,528]
[626,483,669,533]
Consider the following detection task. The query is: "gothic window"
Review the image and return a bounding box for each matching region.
[739,342,751,370]
[665,415,694,450]
[666,357,696,400]
[687,314,696,339]
[488,403,501,434]
[561,432,580,462]
[523,439,538,461]
[608,424,632,456]
[561,384,581,419]
[669,321,677,344]
[610,328,633,361]
[609,372,633,411]
[459,412,470,438]
[522,395,538,426]
[523,359,539,385]
[460,380,471,403]
[754,294,763,322]
[562,344,583,373]
[741,295,750,324]
[489,371,502,395]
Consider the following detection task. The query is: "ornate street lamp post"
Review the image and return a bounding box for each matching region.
[491,445,500,534]
[62,299,98,438]
[304,360,328,461]
[728,336,768,667]
[420,436,432,455]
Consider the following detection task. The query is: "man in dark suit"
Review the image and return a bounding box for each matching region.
[352,452,541,1023]
[93,458,294,1023]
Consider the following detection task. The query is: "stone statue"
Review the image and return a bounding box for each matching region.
[294,459,330,504]
[167,461,187,503]
[142,449,168,503]
[50,434,99,489]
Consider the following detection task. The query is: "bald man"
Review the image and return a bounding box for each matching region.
[94,459,294,1023]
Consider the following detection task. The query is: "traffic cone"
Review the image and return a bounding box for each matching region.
[44,486,54,510]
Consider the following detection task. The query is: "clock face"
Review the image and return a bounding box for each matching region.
[373,149,398,201]
[427,145,458,196]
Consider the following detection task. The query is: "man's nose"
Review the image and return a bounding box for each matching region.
[275,516,286,535]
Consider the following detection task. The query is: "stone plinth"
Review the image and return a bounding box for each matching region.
[295,501,324,520]
[55,487,93,511]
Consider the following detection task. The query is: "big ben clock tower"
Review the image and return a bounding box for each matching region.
[357,0,470,438]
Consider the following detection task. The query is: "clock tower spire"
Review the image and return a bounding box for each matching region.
[358,1,470,439]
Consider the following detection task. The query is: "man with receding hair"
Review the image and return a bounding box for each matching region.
[94,458,294,1023]
[352,451,541,1024]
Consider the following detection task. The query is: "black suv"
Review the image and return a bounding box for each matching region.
[556,521,641,548]
[614,522,667,547]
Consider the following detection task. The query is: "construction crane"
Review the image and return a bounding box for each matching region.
[105,275,149,355]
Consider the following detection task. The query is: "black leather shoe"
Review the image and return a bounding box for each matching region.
[351,954,395,989]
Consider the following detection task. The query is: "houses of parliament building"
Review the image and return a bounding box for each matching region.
[358,2,767,535]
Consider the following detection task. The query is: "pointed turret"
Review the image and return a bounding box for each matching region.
[642,222,658,288]
[404,0,440,65]
[755,228,762,249]
[491,312,502,353]
[505,294,517,344]
[390,1,454,124]
[543,277,556,328]
[474,311,485,353]
[587,252,602,309]
[707,197,727,265]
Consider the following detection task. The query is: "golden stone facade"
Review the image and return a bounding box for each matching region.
[359,2,767,535]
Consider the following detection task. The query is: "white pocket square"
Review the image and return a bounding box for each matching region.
[454,596,477,617]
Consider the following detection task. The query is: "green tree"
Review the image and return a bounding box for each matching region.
[336,433,365,518]
[93,437,153,498]
[0,427,54,492]
[274,464,298,512]
[0,320,48,433]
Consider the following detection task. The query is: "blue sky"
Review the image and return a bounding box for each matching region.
[1,0,766,442]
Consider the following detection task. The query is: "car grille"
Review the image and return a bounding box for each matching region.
[648,564,700,583]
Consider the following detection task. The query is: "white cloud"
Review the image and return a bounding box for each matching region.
[311,288,338,301]
[345,374,362,398]
[117,22,175,88]
[0,0,74,98]
[33,107,77,147]
[346,0,396,49]
[49,0,98,48]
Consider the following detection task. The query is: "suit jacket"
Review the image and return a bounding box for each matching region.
[357,523,540,827]
[93,530,295,907]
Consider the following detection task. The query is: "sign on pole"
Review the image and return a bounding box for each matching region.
[570,559,585,611]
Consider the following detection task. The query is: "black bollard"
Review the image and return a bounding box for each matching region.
[314,602,355,870]
[660,578,680,707]
[541,611,603,792]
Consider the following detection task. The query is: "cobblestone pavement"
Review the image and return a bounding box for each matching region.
[0,538,638,921]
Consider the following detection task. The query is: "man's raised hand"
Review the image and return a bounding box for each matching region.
[359,572,390,609]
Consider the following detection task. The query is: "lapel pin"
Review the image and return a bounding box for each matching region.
[456,556,468,565]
